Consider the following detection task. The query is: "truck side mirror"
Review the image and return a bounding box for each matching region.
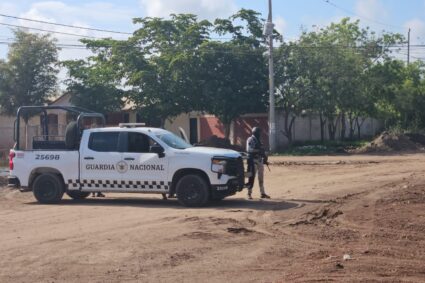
[150,144,165,158]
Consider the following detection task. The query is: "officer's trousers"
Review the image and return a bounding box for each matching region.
[246,158,265,195]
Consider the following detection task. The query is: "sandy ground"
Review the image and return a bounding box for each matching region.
[0,153,425,282]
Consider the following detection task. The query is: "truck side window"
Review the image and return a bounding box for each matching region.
[127,132,155,153]
[89,132,120,152]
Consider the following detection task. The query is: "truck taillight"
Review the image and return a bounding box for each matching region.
[9,151,15,170]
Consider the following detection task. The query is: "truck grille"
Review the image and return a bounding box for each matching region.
[225,157,244,189]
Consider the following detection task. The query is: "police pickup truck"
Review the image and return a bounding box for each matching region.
[8,106,244,207]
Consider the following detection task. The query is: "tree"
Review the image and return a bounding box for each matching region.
[68,10,270,135]
[274,42,314,144]
[197,41,268,138]
[71,14,212,127]
[296,18,403,141]
[371,60,425,130]
[0,30,59,148]
[197,9,270,139]
[63,51,125,114]
[0,30,59,119]
[396,62,425,129]
[127,14,212,126]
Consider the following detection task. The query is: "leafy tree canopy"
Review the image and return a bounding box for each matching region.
[0,30,59,120]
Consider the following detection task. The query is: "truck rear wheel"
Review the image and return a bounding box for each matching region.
[66,190,90,200]
[33,173,64,204]
[176,174,209,207]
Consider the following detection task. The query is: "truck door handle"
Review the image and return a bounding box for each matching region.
[124,157,135,161]
[84,157,94,160]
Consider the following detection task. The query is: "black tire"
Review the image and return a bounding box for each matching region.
[66,190,91,200]
[33,173,64,204]
[210,196,225,202]
[65,121,78,150]
[176,174,210,207]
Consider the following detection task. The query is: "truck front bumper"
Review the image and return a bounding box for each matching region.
[211,178,244,199]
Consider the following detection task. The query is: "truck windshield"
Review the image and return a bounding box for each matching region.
[156,133,193,149]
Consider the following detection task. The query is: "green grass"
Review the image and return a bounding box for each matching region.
[274,140,370,156]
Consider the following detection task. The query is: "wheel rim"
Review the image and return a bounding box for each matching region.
[38,179,56,199]
[182,179,201,202]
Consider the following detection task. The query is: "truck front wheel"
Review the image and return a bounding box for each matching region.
[33,173,64,204]
[176,174,209,207]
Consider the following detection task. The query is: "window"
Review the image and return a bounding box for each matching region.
[89,132,119,152]
[156,132,192,149]
[127,132,156,153]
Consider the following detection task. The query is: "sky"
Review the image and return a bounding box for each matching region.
[0,0,424,68]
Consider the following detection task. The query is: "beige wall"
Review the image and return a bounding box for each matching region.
[0,115,42,151]
[164,113,191,140]
[0,94,73,150]
[0,115,16,151]
[276,110,383,147]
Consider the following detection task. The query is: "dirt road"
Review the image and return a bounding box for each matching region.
[1,153,425,282]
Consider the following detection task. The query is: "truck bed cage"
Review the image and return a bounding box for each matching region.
[15,106,105,150]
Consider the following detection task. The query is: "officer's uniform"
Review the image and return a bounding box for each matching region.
[246,128,270,199]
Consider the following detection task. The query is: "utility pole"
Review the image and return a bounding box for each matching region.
[264,0,276,152]
[407,28,411,64]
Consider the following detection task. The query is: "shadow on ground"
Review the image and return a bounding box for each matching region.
[25,197,300,211]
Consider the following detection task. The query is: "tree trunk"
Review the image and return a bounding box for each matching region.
[355,117,366,140]
[319,113,326,144]
[289,116,296,144]
[160,117,166,129]
[281,111,296,145]
[348,112,356,140]
[340,112,346,141]
[328,116,337,141]
[223,122,231,141]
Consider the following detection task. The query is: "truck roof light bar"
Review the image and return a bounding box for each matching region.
[118,123,146,128]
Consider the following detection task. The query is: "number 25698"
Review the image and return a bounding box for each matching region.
[35,154,60,160]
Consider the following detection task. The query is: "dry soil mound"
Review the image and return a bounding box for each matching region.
[356,132,424,153]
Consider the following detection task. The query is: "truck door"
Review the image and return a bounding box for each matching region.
[121,132,169,193]
[80,131,123,191]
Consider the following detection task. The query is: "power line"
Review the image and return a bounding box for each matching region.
[322,0,405,30]
[0,13,132,35]
[0,41,89,50]
[0,41,263,55]
[0,13,237,41]
[2,39,425,50]
[0,22,98,39]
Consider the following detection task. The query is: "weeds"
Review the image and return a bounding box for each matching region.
[274,140,370,156]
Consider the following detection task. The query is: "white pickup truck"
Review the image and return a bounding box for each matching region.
[8,106,245,207]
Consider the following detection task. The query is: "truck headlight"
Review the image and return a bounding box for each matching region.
[211,158,227,173]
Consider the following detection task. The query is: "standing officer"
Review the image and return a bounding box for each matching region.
[246,127,271,199]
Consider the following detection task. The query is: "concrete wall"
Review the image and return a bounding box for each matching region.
[233,114,269,147]
[0,115,16,152]
[276,110,383,147]
[164,113,191,139]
